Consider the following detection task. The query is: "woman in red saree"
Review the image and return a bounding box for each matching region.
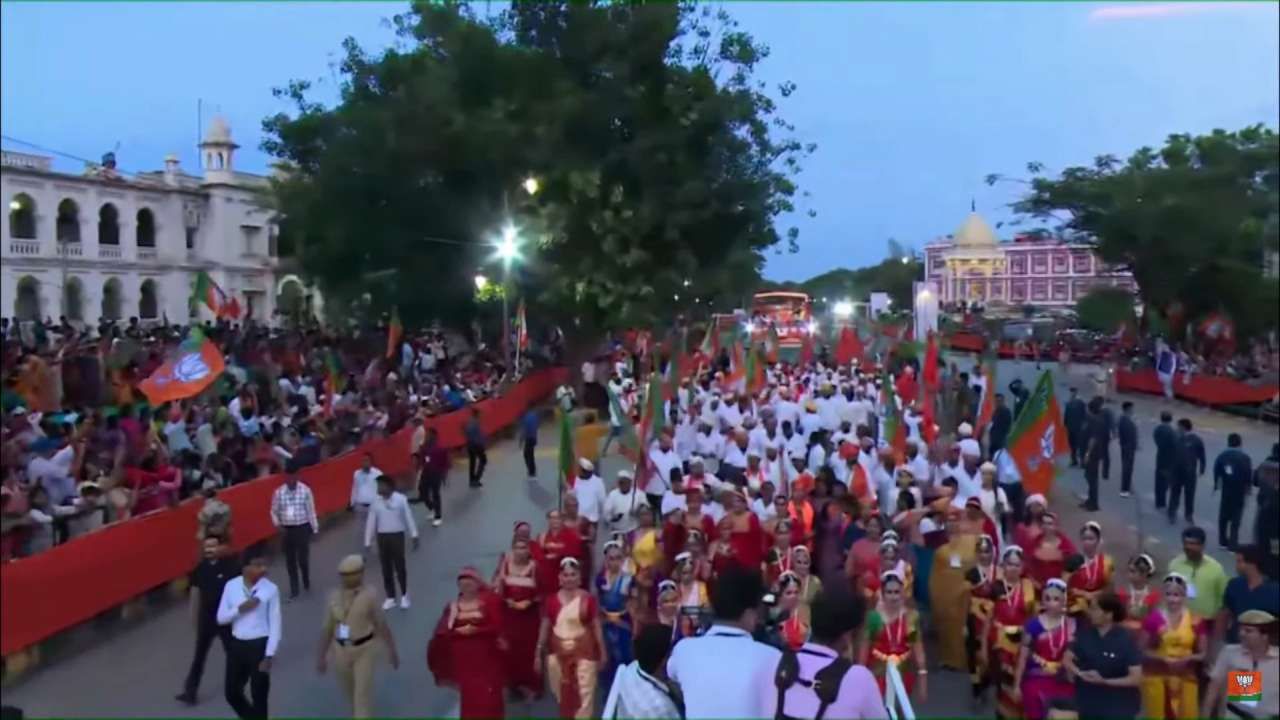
[493,536,542,700]
[1116,553,1159,635]
[1025,512,1076,589]
[428,567,506,719]
[762,520,794,589]
[560,495,593,582]
[725,490,765,570]
[708,516,740,580]
[1065,520,1113,618]
[535,558,604,719]
[859,570,926,701]
[991,546,1037,720]
[538,510,584,596]
[660,508,689,572]
[845,513,886,598]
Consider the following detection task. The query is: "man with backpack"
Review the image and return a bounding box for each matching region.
[761,587,888,720]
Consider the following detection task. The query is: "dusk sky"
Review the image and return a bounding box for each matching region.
[3,1,1276,281]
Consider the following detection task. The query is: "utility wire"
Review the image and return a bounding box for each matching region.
[1,134,146,179]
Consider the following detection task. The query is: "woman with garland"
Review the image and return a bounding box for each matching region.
[493,535,543,700]
[1013,578,1076,720]
[1116,553,1160,635]
[1065,520,1114,618]
[762,519,795,589]
[1138,572,1207,720]
[768,571,810,651]
[653,579,682,642]
[860,570,927,703]
[595,540,635,688]
[790,544,823,626]
[991,546,1037,720]
[964,534,999,710]
[672,551,711,639]
[535,557,604,719]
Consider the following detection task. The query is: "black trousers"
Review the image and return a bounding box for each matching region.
[1168,472,1196,521]
[377,532,408,598]
[183,617,230,697]
[1120,446,1136,494]
[522,439,537,477]
[1219,488,1246,547]
[1068,431,1083,465]
[467,444,487,485]
[224,636,270,720]
[1099,441,1112,480]
[419,469,443,520]
[281,524,312,597]
[1084,452,1102,508]
[1155,464,1171,508]
[1002,483,1025,525]
[646,493,663,513]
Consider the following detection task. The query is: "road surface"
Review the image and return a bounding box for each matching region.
[5,361,1273,718]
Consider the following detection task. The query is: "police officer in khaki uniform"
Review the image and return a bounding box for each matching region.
[316,555,400,718]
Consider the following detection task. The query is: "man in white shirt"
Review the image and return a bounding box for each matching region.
[717,393,743,430]
[905,439,933,492]
[604,470,649,536]
[27,438,76,506]
[667,566,779,720]
[646,433,682,508]
[774,389,801,429]
[350,454,382,543]
[693,421,724,470]
[270,472,319,600]
[217,552,282,720]
[572,458,608,541]
[364,475,419,609]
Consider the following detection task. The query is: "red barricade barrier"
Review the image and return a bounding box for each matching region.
[0,367,568,657]
[1114,368,1278,407]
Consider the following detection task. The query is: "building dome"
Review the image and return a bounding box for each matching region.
[953,211,999,247]
[203,116,234,145]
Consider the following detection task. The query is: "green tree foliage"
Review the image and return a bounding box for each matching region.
[262,0,813,329]
[1075,287,1135,333]
[993,126,1279,337]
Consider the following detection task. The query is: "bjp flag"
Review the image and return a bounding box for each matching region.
[138,337,226,405]
[1006,370,1070,495]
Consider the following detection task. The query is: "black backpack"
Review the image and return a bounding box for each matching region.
[773,648,853,720]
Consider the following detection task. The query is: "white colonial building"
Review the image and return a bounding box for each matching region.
[2,117,319,328]
[924,209,1136,309]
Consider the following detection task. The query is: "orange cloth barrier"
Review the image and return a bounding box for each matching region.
[0,367,568,656]
[1114,368,1278,406]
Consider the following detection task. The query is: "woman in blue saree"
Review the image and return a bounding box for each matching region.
[595,539,635,689]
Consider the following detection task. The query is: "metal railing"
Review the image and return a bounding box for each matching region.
[884,662,916,720]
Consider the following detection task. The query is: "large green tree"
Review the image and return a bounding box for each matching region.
[988,126,1279,337]
[262,0,812,330]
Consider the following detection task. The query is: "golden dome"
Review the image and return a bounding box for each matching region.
[953,212,999,247]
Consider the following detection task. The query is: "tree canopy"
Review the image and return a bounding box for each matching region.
[991,125,1279,337]
[262,0,813,330]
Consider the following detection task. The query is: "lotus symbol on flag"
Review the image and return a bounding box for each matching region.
[1041,425,1056,460]
[173,352,211,383]
[1237,674,1254,690]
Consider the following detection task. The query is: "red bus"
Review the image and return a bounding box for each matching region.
[750,291,813,347]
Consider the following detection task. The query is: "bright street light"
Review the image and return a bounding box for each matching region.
[496,225,520,264]
[8,199,21,211]
[833,300,854,318]
[474,274,489,290]
[523,177,540,196]
[807,320,819,334]
[901,256,911,264]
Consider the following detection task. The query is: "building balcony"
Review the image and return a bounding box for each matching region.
[99,245,123,260]
[137,247,158,261]
[57,242,83,258]
[8,239,41,256]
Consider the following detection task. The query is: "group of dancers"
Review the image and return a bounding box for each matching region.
[422,356,1213,720]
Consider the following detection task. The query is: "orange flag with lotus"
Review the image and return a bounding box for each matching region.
[138,331,226,405]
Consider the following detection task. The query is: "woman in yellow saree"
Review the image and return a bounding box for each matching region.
[929,508,980,670]
[1138,572,1207,720]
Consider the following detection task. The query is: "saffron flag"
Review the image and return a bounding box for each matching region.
[386,307,403,359]
[516,300,529,351]
[1006,371,1070,495]
[190,271,241,320]
[975,346,998,434]
[325,348,343,416]
[558,408,575,489]
[835,326,863,366]
[765,324,781,364]
[798,330,814,367]
[922,331,940,391]
[138,330,225,406]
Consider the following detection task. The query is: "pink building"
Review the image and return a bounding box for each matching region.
[923,211,1135,308]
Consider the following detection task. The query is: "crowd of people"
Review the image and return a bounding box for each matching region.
[412,340,1278,720]
[0,314,528,562]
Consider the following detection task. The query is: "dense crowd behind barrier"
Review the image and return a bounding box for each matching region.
[0,366,568,657]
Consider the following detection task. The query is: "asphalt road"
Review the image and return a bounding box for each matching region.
[5,360,1275,719]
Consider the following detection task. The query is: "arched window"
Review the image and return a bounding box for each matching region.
[63,277,84,321]
[98,204,120,245]
[277,278,304,322]
[14,276,41,321]
[8,193,36,239]
[102,278,123,320]
[136,208,156,248]
[139,279,159,319]
[57,199,80,243]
